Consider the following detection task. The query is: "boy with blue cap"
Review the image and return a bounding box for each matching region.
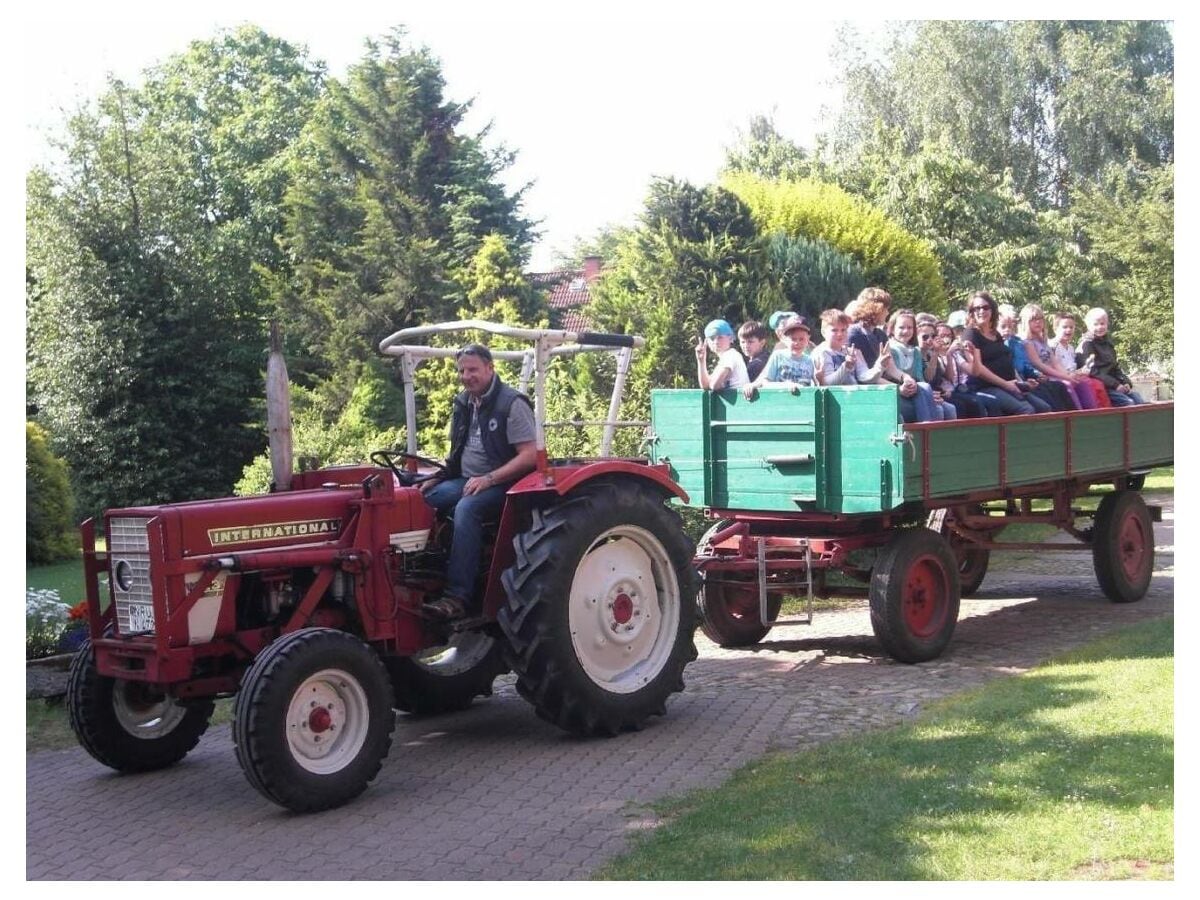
[695,319,749,390]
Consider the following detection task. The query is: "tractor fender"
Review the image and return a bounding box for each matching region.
[505,460,689,504]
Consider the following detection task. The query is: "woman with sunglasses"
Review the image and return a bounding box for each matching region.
[961,291,1037,415]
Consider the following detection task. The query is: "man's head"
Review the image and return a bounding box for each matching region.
[456,343,496,397]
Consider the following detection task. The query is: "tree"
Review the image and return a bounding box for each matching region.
[827,21,1173,210]
[1073,163,1174,376]
[26,422,77,564]
[841,137,1103,307]
[723,171,944,312]
[723,114,812,182]
[270,28,535,407]
[26,27,323,518]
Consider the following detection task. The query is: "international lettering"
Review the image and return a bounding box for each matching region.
[207,518,341,547]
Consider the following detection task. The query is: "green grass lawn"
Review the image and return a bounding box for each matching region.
[598,616,1173,881]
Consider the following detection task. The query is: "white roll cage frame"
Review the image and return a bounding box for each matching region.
[378,319,646,460]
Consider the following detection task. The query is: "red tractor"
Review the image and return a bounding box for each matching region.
[68,321,699,812]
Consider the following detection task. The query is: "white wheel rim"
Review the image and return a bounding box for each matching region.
[113,682,187,739]
[285,668,371,775]
[568,525,681,694]
[412,632,495,677]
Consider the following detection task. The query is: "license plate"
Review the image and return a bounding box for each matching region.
[127,603,155,633]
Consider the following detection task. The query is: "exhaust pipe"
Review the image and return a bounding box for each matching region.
[266,321,294,491]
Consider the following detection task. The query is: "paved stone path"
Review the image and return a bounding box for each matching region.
[26,499,1173,880]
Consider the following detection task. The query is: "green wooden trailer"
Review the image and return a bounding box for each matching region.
[649,386,1173,662]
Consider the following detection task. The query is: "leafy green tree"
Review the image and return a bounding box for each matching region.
[828,21,1173,210]
[842,137,1103,307]
[723,171,944,312]
[26,28,322,518]
[271,28,535,406]
[26,422,77,564]
[723,114,813,182]
[1073,163,1174,376]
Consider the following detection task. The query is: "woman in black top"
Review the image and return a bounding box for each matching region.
[961,291,1036,415]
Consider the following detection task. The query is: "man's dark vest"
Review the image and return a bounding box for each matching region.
[445,375,533,479]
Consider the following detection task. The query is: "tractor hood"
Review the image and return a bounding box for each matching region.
[106,487,364,559]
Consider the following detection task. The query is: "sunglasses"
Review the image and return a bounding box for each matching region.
[969,305,991,312]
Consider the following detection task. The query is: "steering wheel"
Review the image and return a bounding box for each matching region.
[370,450,447,487]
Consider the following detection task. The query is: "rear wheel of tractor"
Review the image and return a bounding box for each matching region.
[699,577,782,647]
[499,480,699,736]
[1092,490,1154,603]
[385,631,509,715]
[66,640,214,772]
[870,529,961,663]
[233,628,394,812]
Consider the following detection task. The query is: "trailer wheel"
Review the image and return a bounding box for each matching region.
[870,529,960,663]
[233,628,394,812]
[499,479,698,736]
[955,547,991,597]
[699,577,782,647]
[67,641,214,772]
[385,631,508,715]
[1092,491,1154,603]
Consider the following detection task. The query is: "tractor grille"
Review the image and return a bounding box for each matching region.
[108,517,155,634]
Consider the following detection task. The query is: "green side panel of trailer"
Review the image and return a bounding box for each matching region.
[650,386,906,513]
[650,386,1173,515]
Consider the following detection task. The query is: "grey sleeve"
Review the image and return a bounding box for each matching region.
[506,398,538,445]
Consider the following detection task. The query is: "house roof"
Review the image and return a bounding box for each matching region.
[530,270,594,310]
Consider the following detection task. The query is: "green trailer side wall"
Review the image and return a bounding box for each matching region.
[650,387,1173,514]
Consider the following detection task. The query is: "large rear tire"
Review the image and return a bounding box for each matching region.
[1092,491,1154,603]
[385,631,508,715]
[499,479,698,736]
[699,577,782,647]
[233,628,395,812]
[870,529,960,663]
[67,641,214,772]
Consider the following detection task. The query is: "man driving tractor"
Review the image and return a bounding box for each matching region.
[418,343,537,619]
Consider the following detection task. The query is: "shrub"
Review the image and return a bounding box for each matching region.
[26,422,77,564]
[763,232,866,318]
[26,588,70,659]
[723,172,945,312]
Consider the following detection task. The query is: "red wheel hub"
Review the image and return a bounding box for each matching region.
[612,593,634,624]
[902,556,949,639]
[1118,513,1149,580]
[308,706,333,734]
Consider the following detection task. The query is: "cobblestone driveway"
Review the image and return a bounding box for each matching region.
[27,500,1173,880]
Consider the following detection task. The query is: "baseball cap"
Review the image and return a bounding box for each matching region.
[783,315,811,334]
[704,319,734,339]
[946,310,969,329]
[768,310,798,331]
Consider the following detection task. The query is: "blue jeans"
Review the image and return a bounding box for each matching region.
[899,383,938,422]
[422,477,511,605]
[975,388,1036,416]
[1106,388,1145,406]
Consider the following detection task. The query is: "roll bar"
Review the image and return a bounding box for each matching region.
[377,320,644,460]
